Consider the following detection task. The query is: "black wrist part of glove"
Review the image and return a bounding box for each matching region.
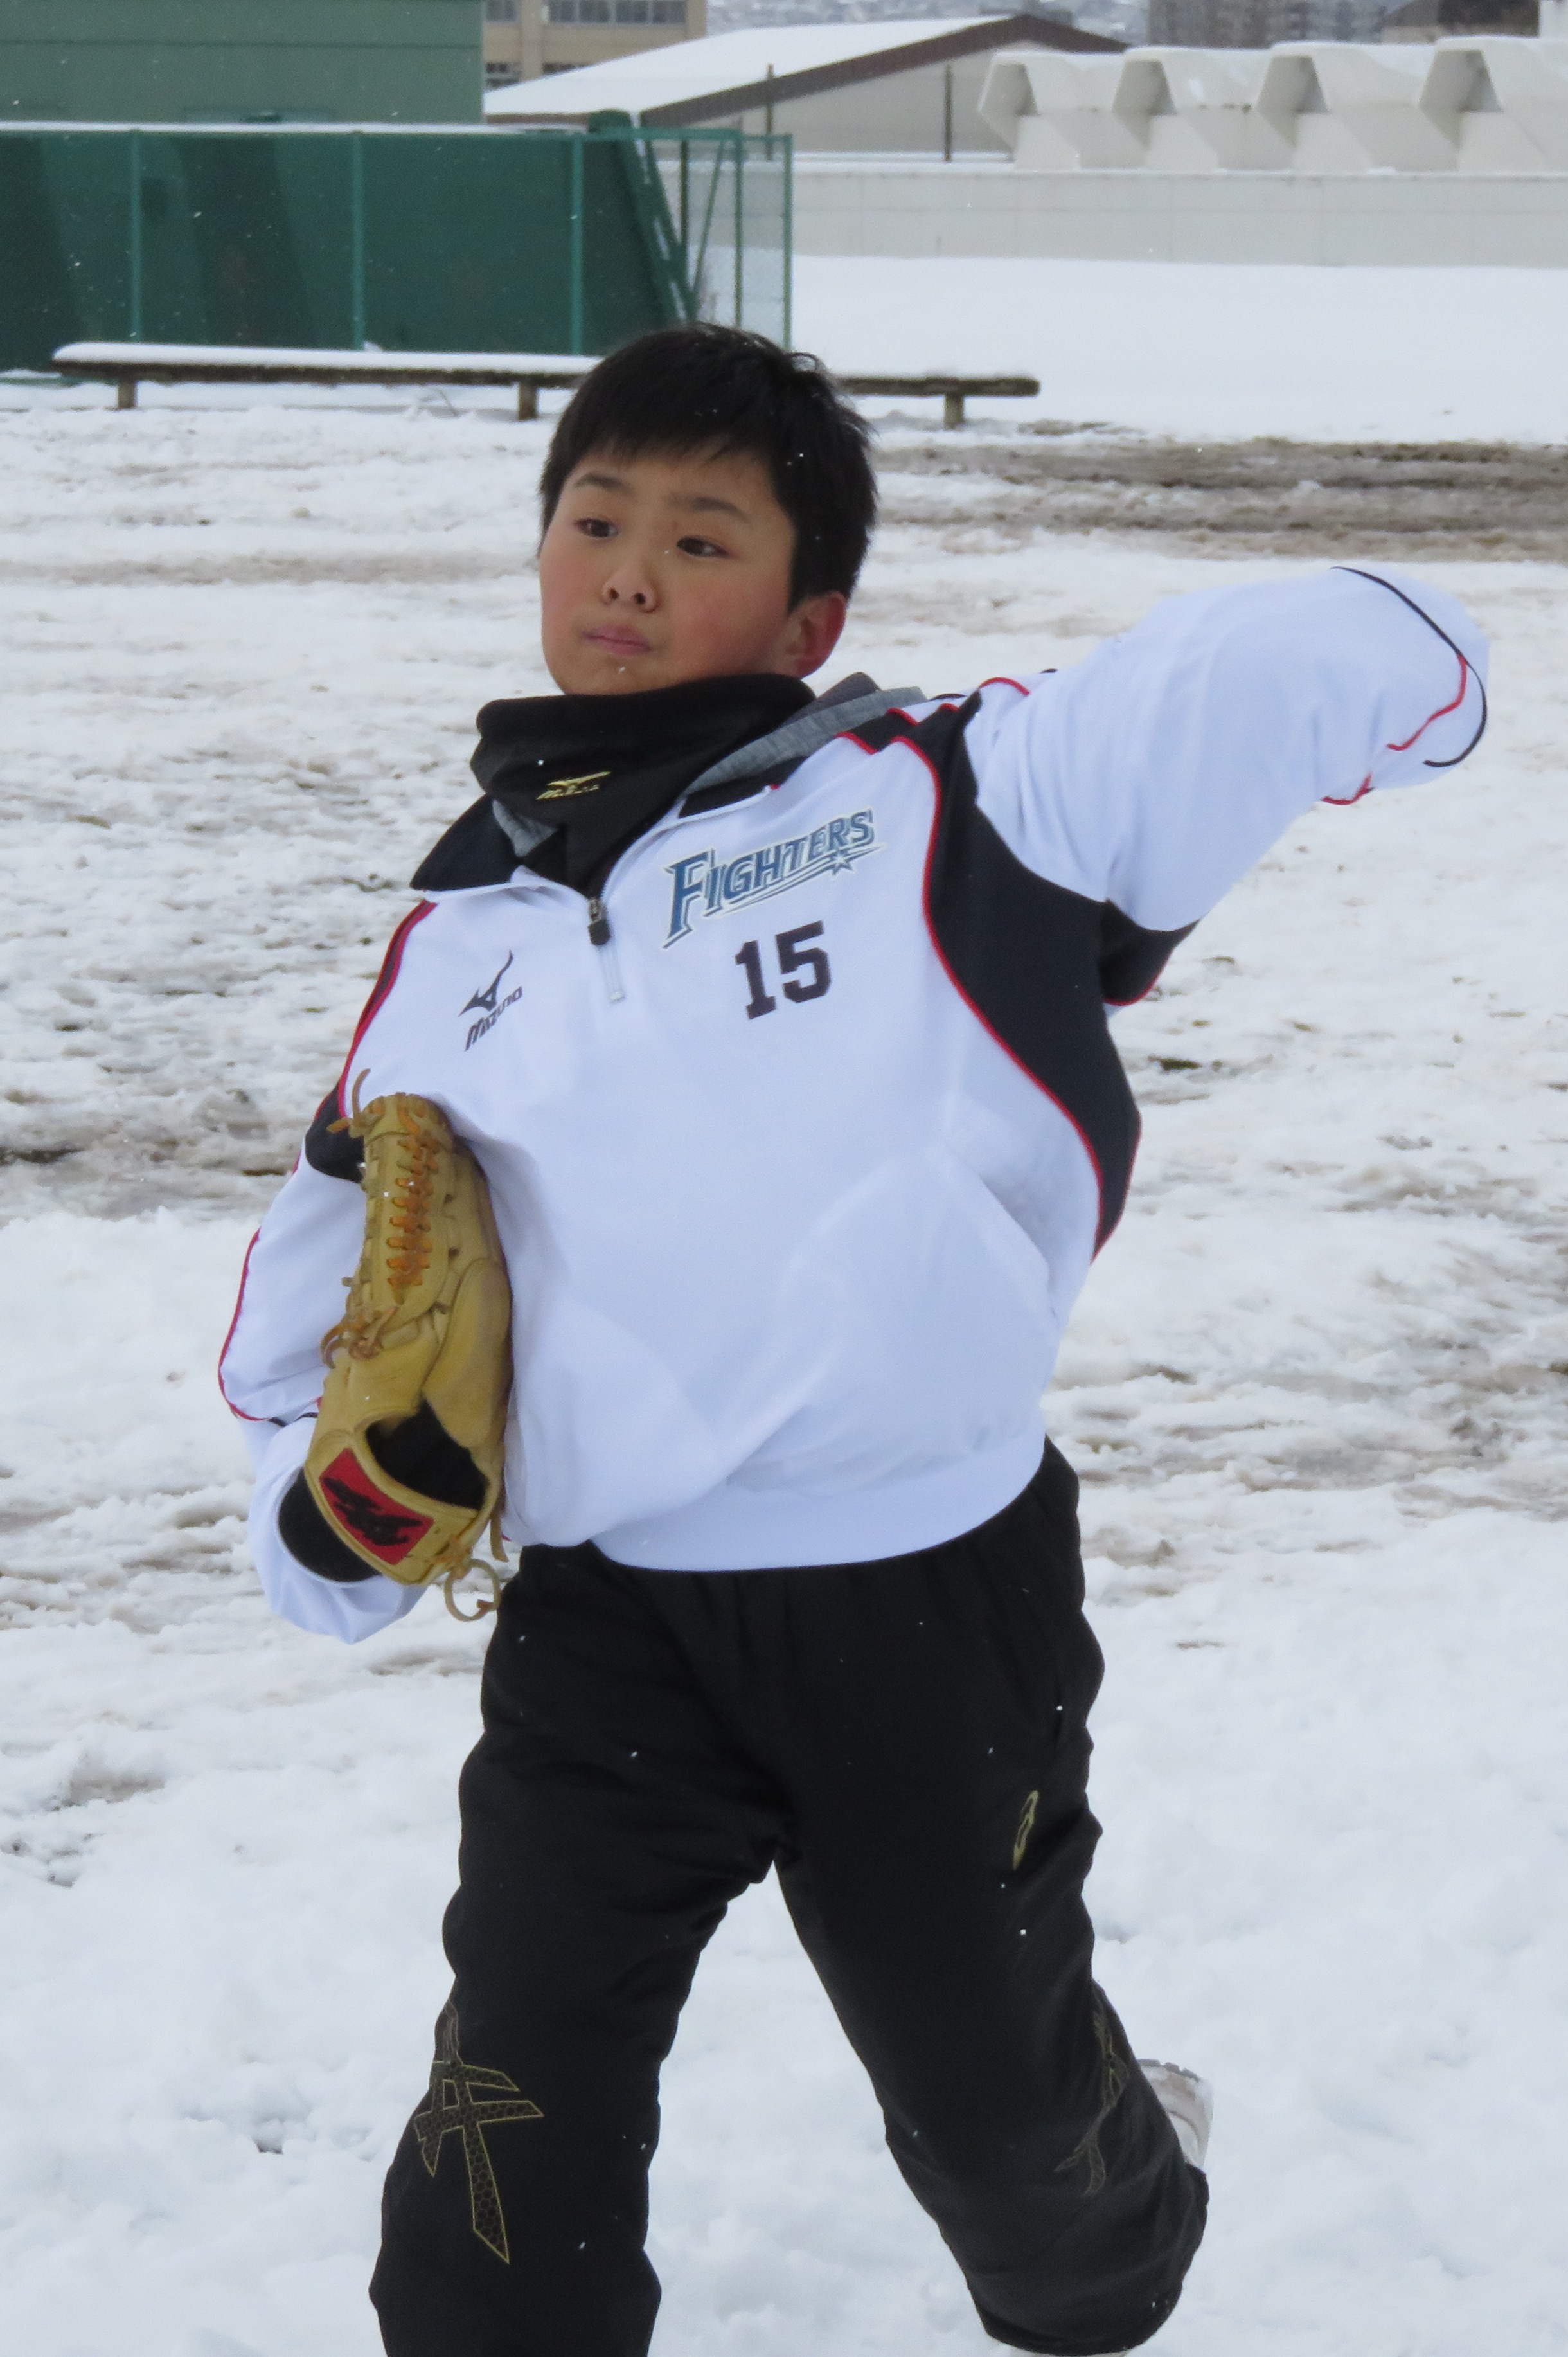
[369,1404,487,1509]
[278,1469,379,1584]
[278,1408,488,1586]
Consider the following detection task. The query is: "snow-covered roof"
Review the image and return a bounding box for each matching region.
[486,20,1011,121]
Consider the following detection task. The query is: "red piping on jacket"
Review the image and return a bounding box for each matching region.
[335,899,435,1114]
[1387,654,1470,752]
[1324,651,1472,806]
[217,1226,266,1420]
[1103,969,1166,1010]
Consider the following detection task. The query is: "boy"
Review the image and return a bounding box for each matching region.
[220,325,1488,2356]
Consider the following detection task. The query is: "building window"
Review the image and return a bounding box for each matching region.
[485,0,519,19]
[485,60,522,83]
[546,0,684,17]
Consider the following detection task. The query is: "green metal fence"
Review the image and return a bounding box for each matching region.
[0,120,790,373]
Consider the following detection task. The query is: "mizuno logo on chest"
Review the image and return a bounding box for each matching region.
[461,951,523,1050]
[664,809,878,945]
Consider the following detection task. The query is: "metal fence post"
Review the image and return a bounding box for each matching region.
[568,133,585,355]
[732,131,743,329]
[350,129,366,348]
[128,127,144,341]
[781,136,792,349]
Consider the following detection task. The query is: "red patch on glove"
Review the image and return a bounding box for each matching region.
[317,1449,433,1566]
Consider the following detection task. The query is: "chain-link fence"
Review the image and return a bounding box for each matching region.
[639,129,792,349]
[0,121,792,372]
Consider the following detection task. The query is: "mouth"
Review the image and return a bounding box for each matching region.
[585,625,654,658]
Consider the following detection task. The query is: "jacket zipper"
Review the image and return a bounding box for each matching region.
[577,789,757,998]
[586,897,625,1003]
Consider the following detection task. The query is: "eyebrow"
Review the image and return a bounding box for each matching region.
[569,471,750,524]
[684,494,748,521]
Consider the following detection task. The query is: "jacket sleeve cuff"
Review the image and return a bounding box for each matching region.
[245,1416,422,1643]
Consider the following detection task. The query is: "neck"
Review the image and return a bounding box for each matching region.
[471,674,815,893]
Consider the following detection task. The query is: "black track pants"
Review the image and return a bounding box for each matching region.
[371,1446,1206,2357]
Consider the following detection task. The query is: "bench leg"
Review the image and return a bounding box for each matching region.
[116,379,138,411]
[942,390,964,431]
[516,382,538,423]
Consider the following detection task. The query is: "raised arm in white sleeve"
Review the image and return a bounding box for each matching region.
[963,566,1488,933]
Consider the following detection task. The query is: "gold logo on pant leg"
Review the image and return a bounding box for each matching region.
[1056,1992,1132,2198]
[413,2001,543,2263]
[1012,1789,1040,1870]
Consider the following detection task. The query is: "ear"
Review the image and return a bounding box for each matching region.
[777,591,848,681]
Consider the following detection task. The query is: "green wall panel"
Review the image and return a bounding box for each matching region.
[0,0,481,125]
[359,133,575,351]
[139,134,357,345]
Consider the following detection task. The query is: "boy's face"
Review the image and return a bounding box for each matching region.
[538,445,847,697]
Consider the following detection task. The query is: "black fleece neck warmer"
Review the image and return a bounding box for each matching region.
[470,673,814,890]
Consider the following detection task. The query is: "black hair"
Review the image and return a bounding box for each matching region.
[539,323,877,607]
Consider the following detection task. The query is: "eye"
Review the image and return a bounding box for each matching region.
[575,515,616,540]
[676,535,728,559]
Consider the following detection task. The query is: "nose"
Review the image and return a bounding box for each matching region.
[602,563,654,610]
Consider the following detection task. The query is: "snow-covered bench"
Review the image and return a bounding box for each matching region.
[52,343,1039,429]
[52,343,596,420]
[834,373,1040,429]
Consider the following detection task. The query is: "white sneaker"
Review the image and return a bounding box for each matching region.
[1137,2058,1213,2170]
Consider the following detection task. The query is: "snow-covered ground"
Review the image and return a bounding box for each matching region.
[0,382,1565,2357]
[796,255,1568,444]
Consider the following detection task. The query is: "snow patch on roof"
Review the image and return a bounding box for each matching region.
[485,19,991,118]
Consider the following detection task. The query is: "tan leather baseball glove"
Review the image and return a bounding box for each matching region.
[304,1088,512,1616]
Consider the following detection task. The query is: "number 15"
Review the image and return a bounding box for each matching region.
[735,923,832,1020]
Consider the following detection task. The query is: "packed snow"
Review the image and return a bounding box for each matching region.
[795,254,1568,445]
[0,351,1565,2357]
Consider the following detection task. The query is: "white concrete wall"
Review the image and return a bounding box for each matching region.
[787,37,1568,264]
[792,155,1568,262]
[978,37,1568,173]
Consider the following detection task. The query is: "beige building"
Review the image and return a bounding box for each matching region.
[485,17,1122,145]
[484,0,707,91]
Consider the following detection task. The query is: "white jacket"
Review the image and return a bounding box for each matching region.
[220,568,1488,1638]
